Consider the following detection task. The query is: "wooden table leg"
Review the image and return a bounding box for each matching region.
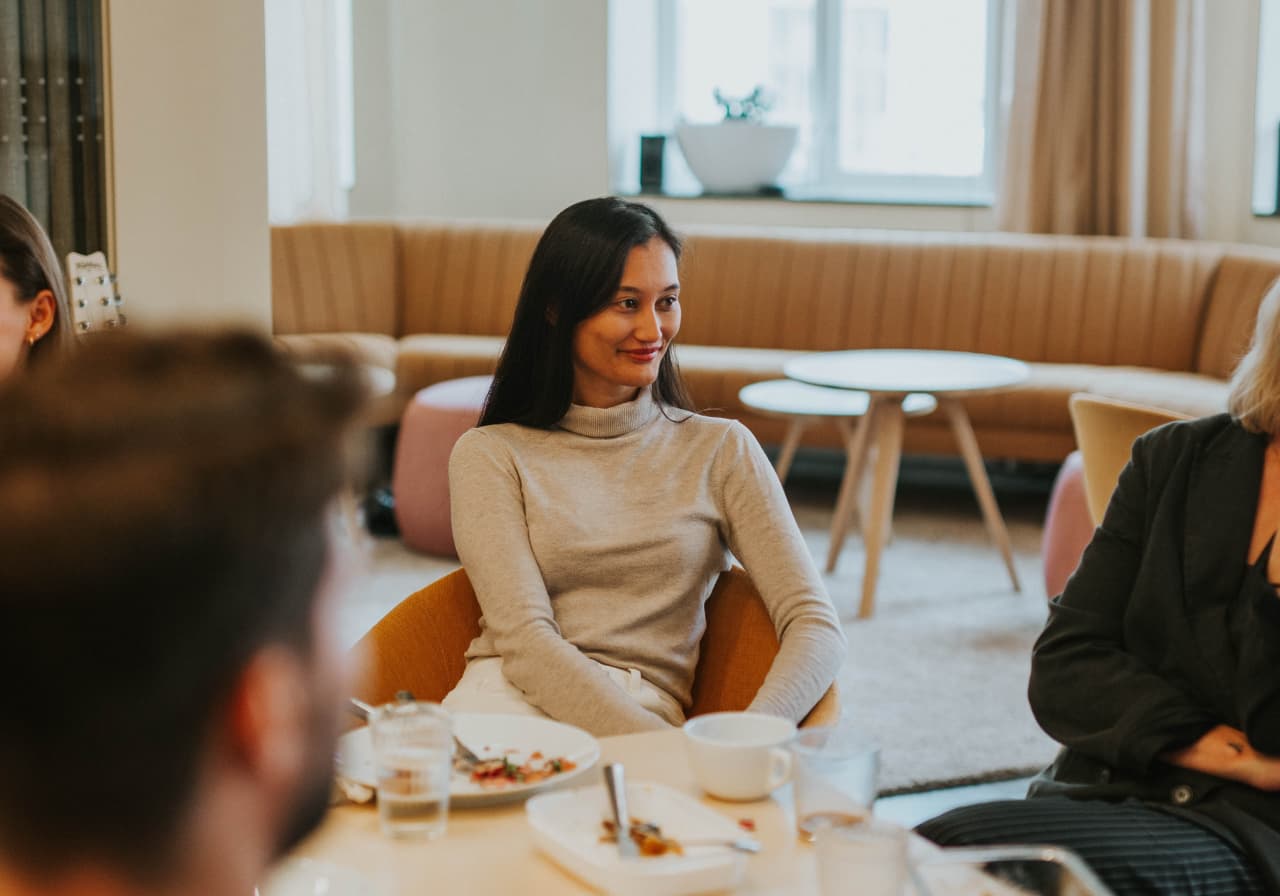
[858,397,905,619]
[833,417,867,535]
[826,409,874,573]
[942,397,1022,592]
[774,417,809,484]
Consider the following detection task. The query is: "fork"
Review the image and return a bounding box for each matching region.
[453,734,484,767]
[630,820,762,854]
[349,697,484,767]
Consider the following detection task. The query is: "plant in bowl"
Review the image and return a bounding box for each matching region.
[676,85,799,195]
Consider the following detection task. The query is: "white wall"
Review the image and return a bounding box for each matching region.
[106,0,270,328]
[350,0,610,221]
[348,1,1278,244]
[348,0,395,217]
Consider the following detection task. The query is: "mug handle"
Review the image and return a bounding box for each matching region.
[768,748,793,790]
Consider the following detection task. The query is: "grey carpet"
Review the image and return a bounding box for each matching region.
[337,467,1061,796]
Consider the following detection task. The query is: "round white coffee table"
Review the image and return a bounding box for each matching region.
[739,380,938,483]
[739,380,937,548]
[783,349,1031,619]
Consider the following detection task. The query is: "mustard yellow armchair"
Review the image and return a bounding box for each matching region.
[352,565,839,728]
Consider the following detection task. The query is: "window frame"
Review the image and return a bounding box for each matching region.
[656,0,1006,206]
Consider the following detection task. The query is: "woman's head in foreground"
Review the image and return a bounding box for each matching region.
[0,194,72,379]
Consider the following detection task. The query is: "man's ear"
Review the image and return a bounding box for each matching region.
[225,647,310,787]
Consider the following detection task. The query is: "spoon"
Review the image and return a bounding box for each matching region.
[603,763,639,858]
[678,836,763,854]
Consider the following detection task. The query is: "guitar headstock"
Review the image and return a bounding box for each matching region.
[66,251,126,335]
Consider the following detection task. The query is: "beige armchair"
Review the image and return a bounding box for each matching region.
[1068,393,1192,525]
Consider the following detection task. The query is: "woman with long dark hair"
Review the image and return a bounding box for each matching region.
[444,197,846,736]
[0,195,73,379]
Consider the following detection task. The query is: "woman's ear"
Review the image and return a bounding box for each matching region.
[26,289,56,342]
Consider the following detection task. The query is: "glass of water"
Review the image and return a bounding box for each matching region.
[816,818,911,896]
[790,725,879,842]
[370,701,452,840]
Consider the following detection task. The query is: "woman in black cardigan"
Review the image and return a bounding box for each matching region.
[918,281,1280,895]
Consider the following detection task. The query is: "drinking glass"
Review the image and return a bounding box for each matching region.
[816,818,910,896]
[790,725,879,842]
[370,700,452,839]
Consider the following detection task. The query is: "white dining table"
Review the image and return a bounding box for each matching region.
[284,729,1012,895]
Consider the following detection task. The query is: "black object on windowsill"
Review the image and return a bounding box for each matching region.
[639,135,666,193]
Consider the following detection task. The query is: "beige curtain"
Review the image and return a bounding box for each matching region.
[996,0,1205,238]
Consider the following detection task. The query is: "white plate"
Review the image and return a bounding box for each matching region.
[336,712,601,807]
[525,780,747,896]
[257,858,384,896]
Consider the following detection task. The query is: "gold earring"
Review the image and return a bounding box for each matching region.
[26,334,37,347]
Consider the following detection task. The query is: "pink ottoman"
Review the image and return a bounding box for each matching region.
[393,375,493,556]
[1041,450,1095,599]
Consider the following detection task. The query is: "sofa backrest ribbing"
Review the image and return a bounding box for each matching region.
[270,222,400,336]
[674,228,1221,371]
[397,222,542,337]
[1195,249,1280,379]
[270,219,1280,382]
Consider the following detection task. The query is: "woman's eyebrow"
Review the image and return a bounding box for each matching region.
[617,282,680,294]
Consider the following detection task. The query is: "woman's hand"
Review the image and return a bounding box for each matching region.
[1163,724,1280,791]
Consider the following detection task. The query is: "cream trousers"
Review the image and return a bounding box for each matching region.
[442,656,684,724]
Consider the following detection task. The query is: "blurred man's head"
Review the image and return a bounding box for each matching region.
[0,330,366,892]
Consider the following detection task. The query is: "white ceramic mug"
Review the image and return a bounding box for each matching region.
[682,711,795,801]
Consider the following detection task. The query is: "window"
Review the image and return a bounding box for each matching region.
[1254,0,1280,216]
[627,0,1003,204]
[264,0,355,222]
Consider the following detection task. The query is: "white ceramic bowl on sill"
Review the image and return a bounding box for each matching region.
[674,120,799,194]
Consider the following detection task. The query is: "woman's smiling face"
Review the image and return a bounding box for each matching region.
[571,237,681,409]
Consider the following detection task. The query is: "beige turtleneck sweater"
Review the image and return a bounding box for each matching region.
[448,389,847,736]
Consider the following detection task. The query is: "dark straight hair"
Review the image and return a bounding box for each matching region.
[479,197,694,427]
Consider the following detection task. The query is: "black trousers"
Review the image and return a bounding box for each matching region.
[916,797,1265,896]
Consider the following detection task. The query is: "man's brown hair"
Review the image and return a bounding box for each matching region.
[0,329,366,879]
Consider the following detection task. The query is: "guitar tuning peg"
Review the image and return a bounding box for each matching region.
[75,276,84,286]
[77,298,86,308]
[98,275,107,285]
[99,296,110,306]
[117,312,127,325]
[113,294,123,305]
[78,321,89,331]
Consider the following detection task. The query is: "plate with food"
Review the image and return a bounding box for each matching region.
[524,780,748,895]
[336,712,601,808]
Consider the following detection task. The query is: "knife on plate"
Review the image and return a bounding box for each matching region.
[603,763,638,858]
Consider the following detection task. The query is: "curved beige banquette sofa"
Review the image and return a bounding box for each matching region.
[272,219,1280,463]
